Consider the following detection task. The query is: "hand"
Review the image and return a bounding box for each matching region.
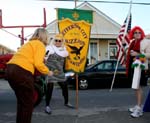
[48,71,53,76]
[130,50,139,56]
[53,69,60,75]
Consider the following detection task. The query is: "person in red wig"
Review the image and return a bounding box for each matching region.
[126,26,147,118]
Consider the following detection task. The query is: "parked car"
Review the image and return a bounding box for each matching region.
[0,54,13,78]
[67,59,150,90]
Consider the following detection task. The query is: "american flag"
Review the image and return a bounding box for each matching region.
[116,13,132,65]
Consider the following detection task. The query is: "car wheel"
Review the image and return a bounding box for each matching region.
[79,78,88,90]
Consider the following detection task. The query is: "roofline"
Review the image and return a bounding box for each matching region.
[76,1,121,28]
[46,19,57,28]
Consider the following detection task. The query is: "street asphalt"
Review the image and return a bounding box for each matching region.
[0,79,150,123]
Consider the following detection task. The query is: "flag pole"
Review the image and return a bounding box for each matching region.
[123,0,132,41]
[109,0,132,92]
[109,51,121,92]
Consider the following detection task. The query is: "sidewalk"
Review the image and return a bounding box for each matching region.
[31,88,150,123]
[32,105,150,123]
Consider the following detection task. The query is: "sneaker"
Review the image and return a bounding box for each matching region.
[45,106,52,114]
[129,105,139,113]
[130,106,143,118]
[64,103,74,109]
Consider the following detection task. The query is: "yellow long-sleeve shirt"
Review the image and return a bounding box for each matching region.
[7,40,49,75]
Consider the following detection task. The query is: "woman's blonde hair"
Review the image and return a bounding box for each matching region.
[29,28,49,46]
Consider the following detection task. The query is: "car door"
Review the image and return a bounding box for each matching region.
[88,61,114,83]
[112,61,129,87]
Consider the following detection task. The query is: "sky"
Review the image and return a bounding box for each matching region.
[0,0,150,51]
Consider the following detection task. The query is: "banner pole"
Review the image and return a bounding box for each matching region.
[75,0,77,8]
[75,73,79,109]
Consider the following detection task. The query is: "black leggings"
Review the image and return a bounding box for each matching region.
[45,82,69,106]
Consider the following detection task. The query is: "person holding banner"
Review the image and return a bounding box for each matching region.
[44,34,74,114]
[126,26,147,118]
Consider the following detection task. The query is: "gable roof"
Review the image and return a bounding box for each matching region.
[46,1,121,39]
[77,2,121,38]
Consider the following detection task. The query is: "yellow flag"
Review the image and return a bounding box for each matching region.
[57,9,93,73]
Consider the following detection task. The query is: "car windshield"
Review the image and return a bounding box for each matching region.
[86,60,126,70]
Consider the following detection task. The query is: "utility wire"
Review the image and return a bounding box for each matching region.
[0,28,19,38]
[40,0,150,5]
[79,0,150,5]
[0,28,33,41]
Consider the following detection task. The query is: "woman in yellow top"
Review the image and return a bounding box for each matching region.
[6,28,53,123]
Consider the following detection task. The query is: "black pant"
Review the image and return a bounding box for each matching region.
[6,64,34,123]
[45,82,69,106]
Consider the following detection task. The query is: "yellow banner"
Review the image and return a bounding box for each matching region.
[58,19,91,73]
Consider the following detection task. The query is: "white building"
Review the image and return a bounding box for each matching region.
[46,1,121,64]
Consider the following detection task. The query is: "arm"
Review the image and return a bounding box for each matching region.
[45,45,54,60]
[140,38,150,58]
[130,50,140,57]
[34,44,51,75]
[63,46,69,57]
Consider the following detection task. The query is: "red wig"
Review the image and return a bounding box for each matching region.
[129,26,145,40]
